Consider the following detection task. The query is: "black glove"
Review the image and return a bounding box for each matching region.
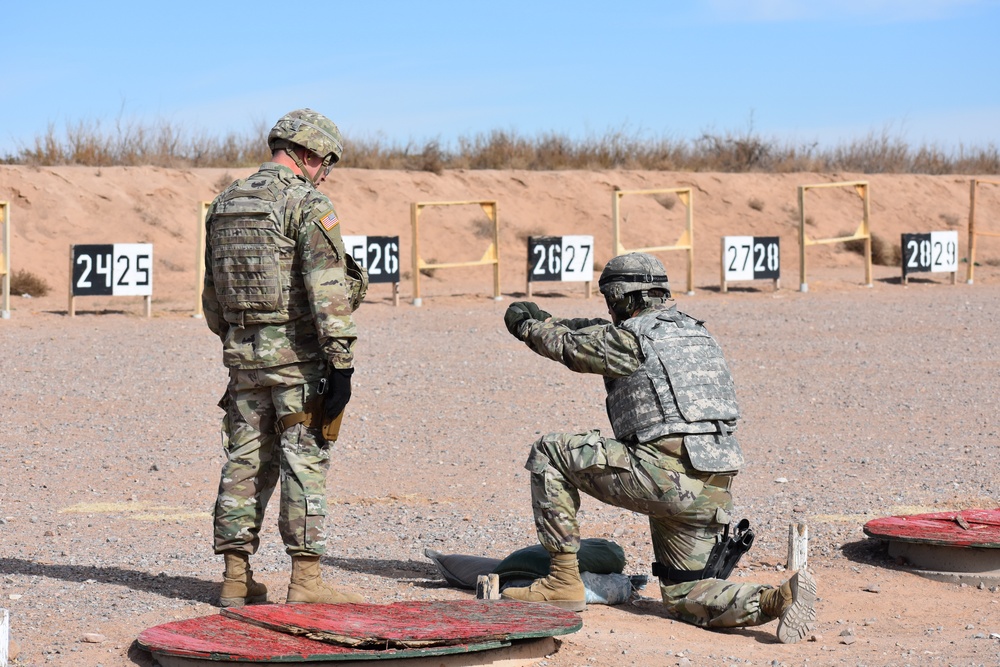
[504,302,532,339]
[322,367,353,421]
[522,301,552,321]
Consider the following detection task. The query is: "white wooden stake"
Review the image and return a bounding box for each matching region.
[787,522,809,571]
[1,607,9,667]
[476,574,501,600]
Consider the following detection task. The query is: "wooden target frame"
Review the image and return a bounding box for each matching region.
[0,202,9,319]
[966,178,1000,285]
[798,180,872,292]
[410,200,501,306]
[612,187,694,295]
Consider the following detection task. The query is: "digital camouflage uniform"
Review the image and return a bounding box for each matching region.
[203,162,358,557]
[517,305,781,629]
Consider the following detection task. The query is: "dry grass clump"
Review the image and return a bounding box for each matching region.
[748,197,766,212]
[654,194,677,210]
[939,212,962,227]
[842,233,901,266]
[9,118,269,168]
[4,118,998,175]
[9,269,50,296]
[471,217,495,239]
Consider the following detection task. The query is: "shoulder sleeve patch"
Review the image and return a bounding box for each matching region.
[320,210,340,230]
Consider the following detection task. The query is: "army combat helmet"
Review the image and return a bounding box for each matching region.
[598,252,672,321]
[268,109,344,185]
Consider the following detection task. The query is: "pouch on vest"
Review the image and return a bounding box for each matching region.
[344,253,368,312]
[684,433,744,473]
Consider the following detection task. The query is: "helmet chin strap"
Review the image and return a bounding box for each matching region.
[284,147,322,186]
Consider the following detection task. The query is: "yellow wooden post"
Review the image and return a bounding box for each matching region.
[0,202,9,319]
[488,201,501,300]
[798,186,808,292]
[68,245,76,317]
[411,202,422,306]
[859,182,873,287]
[719,236,728,294]
[612,190,624,256]
[967,179,978,284]
[682,190,695,295]
[966,178,1000,285]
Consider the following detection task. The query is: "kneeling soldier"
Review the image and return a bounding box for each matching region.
[501,252,815,644]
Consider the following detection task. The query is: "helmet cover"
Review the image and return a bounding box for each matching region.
[598,252,671,302]
[267,108,344,163]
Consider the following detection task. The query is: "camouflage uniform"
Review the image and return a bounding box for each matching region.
[203,162,357,557]
[517,305,780,628]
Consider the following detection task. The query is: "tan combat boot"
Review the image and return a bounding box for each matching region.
[760,568,817,644]
[219,552,268,608]
[500,552,586,612]
[286,555,364,604]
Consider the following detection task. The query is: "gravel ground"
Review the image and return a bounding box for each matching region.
[2,271,1000,666]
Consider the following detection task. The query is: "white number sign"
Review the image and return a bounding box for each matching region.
[722,236,780,282]
[527,235,594,283]
[342,235,400,283]
[72,243,153,296]
[902,231,958,276]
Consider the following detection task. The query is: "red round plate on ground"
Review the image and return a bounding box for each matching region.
[225,600,581,649]
[138,600,581,663]
[863,508,1000,547]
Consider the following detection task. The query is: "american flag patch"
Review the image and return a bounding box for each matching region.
[320,211,339,230]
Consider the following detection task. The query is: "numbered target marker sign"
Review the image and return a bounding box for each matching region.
[901,231,958,285]
[720,236,780,293]
[69,243,153,317]
[343,235,401,305]
[526,235,594,297]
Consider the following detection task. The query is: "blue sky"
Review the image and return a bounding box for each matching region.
[3,0,998,157]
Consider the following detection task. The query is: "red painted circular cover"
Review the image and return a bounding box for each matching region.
[138,600,582,662]
[863,509,1000,548]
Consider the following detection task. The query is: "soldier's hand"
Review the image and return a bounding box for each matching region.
[522,301,552,322]
[323,367,353,421]
[504,302,533,339]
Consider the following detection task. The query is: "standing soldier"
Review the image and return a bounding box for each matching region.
[501,252,816,644]
[202,109,367,607]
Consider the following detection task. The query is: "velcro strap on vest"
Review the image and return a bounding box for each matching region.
[275,400,322,434]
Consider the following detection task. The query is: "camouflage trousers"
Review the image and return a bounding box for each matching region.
[213,361,331,557]
[525,430,778,628]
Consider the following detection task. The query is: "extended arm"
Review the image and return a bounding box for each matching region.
[504,302,639,378]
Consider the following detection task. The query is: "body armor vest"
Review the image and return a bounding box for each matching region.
[209,174,312,326]
[605,307,743,472]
